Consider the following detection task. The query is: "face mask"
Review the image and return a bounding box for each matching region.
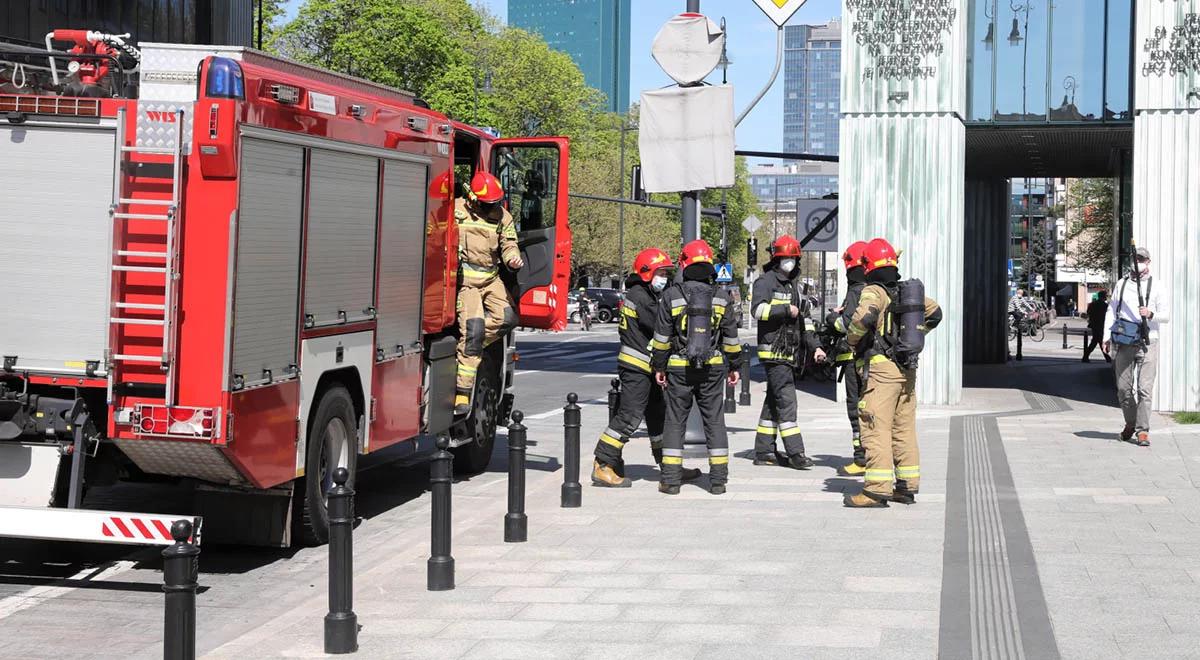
[651,274,668,292]
[478,201,499,214]
[779,258,796,274]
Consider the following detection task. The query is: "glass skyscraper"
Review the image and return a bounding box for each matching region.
[508,0,631,113]
[751,19,841,210]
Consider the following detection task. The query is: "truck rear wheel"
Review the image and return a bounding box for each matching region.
[298,385,358,546]
[452,349,499,475]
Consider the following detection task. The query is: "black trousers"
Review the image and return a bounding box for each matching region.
[1083,329,1106,359]
[755,362,806,458]
[842,362,865,463]
[593,368,665,468]
[661,367,729,486]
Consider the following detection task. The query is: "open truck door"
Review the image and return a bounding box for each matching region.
[492,137,571,331]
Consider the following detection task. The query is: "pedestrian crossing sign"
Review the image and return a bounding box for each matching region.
[715,262,734,283]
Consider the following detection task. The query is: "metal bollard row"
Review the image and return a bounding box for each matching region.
[561,392,582,508]
[427,435,455,591]
[162,520,199,660]
[505,411,528,543]
[607,378,621,423]
[738,343,751,406]
[325,467,358,654]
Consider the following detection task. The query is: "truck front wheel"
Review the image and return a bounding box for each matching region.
[298,385,358,546]
[451,349,499,475]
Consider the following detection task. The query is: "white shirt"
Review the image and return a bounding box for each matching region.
[1103,273,1168,343]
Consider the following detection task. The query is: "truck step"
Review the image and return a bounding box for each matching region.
[110,317,166,326]
[112,265,167,274]
[115,302,166,311]
[118,198,175,206]
[116,250,168,259]
[112,354,165,363]
[112,212,171,221]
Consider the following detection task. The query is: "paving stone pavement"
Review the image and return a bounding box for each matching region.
[4,333,1199,659]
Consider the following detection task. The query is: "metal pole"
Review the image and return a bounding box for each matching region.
[773,179,779,239]
[561,393,582,508]
[505,411,528,543]
[324,468,357,654]
[427,435,455,591]
[607,378,621,423]
[619,122,626,270]
[681,0,701,245]
[162,520,199,660]
[739,343,751,406]
[735,26,784,126]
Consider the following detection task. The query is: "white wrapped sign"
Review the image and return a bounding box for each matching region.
[650,13,725,85]
[638,85,735,193]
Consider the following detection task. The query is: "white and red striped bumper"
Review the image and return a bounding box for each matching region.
[0,506,201,546]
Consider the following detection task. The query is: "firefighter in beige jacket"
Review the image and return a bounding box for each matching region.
[455,171,522,415]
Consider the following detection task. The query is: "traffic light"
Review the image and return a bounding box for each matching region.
[747,237,758,266]
[631,165,648,202]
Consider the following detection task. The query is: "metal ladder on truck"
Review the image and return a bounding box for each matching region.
[106,106,183,408]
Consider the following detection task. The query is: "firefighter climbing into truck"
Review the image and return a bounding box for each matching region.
[0,29,572,546]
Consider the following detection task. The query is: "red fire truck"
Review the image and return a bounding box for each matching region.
[0,31,572,545]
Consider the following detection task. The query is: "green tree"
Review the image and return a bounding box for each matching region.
[1063,178,1115,280]
[1023,217,1057,301]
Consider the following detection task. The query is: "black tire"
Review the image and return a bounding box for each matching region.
[597,308,613,323]
[452,349,499,475]
[297,385,358,546]
[1031,325,1046,342]
[569,311,580,323]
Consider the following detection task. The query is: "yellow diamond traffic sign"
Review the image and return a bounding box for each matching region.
[751,0,808,27]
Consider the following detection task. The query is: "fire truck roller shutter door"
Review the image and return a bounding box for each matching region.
[0,122,115,374]
[231,139,304,387]
[376,160,429,358]
[304,149,379,327]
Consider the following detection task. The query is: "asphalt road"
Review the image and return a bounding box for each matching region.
[0,322,622,652]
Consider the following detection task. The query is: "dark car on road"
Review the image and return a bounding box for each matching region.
[582,287,623,323]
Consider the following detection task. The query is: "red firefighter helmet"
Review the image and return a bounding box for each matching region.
[842,241,869,270]
[429,170,453,200]
[771,235,802,259]
[633,248,674,282]
[679,239,715,266]
[862,237,899,273]
[469,171,505,203]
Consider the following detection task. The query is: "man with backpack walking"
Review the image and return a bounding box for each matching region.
[843,238,943,508]
[650,240,743,495]
[1103,247,1168,447]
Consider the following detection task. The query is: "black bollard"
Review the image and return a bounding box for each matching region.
[162,519,199,660]
[324,467,358,654]
[1016,322,1024,361]
[1062,323,1068,349]
[607,378,621,423]
[505,411,528,542]
[427,435,455,591]
[561,393,582,508]
[738,344,751,406]
[724,378,736,413]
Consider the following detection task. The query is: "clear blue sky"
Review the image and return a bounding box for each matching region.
[282,0,843,152]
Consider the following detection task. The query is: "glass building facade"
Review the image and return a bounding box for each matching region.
[783,20,842,155]
[967,0,1134,123]
[508,0,631,113]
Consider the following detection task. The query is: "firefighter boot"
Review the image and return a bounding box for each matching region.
[711,483,726,495]
[753,451,789,467]
[592,460,631,488]
[844,491,889,508]
[654,438,699,480]
[454,391,471,417]
[659,482,680,495]
[891,479,917,505]
[840,435,867,476]
[786,454,815,470]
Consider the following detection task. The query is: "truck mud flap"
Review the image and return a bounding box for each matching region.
[425,336,457,436]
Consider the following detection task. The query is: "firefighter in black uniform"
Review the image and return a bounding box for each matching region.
[829,240,869,476]
[650,240,743,495]
[750,235,825,469]
[592,247,701,487]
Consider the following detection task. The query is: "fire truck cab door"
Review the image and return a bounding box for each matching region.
[492,137,572,331]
